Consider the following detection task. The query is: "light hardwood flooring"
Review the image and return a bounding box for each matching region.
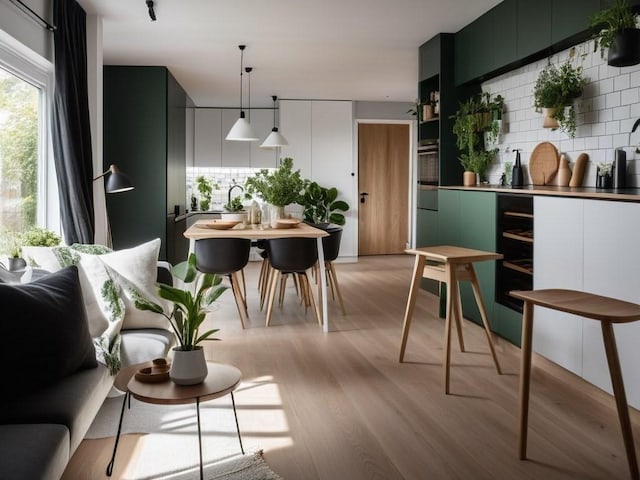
[64,255,640,479]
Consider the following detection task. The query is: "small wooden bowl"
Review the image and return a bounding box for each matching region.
[135,359,171,383]
[275,218,301,229]
[200,220,241,230]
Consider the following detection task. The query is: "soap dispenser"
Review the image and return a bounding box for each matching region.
[511,149,524,188]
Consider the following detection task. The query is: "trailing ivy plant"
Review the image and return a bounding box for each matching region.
[533,57,587,138]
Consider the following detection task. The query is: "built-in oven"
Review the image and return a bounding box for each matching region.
[418,144,439,186]
[417,144,439,211]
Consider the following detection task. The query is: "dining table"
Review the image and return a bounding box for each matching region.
[184,220,331,332]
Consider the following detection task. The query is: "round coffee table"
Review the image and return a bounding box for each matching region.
[106,362,243,480]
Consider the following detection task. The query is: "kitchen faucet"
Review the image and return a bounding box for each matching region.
[228,183,244,204]
[632,118,640,153]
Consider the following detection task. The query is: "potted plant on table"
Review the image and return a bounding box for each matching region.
[300,181,350,228]
[591,0,640,67]
[533,58,587,138]
[244,157,306,227]
[134,253,228,385]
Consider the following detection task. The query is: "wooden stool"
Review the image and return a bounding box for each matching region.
[510,289,640,480]
[399,246,503,394]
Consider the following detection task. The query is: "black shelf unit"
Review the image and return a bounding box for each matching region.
[496,193,533,312]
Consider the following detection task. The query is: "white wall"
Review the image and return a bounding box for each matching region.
[482,38,640,187]
[0,0,52,62]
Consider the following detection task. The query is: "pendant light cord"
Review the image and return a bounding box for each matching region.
[238,45,245,115]
[246,67,253,122]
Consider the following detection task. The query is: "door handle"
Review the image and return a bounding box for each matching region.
[360,192,369,203]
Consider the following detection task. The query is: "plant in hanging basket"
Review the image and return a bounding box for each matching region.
[134,253,228,350]
[591,0,640,67]
[533,59,587,138]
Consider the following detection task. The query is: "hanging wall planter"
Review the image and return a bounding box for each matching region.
[608,28,640,66]
[541,108,560,129]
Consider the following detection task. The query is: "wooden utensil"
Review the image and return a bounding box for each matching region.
[569,152,589,187]
[529,142,559,185]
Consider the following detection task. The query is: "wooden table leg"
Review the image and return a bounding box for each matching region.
[443,264,455,394]
[399,254,426,362]
[468,264,502,374]
[452,274,466,352]
[601,321,640,480]
[518,301,534,460]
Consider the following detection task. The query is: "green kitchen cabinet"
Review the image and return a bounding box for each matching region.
[517,0,552,59]
[552,0,601,45]
[417,208,439,248]
[104,66,189,264]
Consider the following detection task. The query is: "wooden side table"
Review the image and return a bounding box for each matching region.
[399,246,503,394]
[106,362,243,480]
[511,289,640,480]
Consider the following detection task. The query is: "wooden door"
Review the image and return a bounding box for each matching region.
[358,123,410,255]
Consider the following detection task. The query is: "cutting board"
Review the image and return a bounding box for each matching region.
[529,142,559,185]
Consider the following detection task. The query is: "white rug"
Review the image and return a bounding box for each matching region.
[86,393,281,479]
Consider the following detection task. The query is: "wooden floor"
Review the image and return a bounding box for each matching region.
[64,255,640,479]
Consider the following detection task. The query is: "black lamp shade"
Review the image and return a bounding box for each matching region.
[98,164,134,193]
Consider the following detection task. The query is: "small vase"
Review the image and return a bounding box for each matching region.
[556,155,571,187]
[170,346,208,385]
[270,204,285,228]
[8,257,26,271]
[463,171,477,186]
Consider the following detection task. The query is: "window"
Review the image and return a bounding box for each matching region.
[0,32,56,256]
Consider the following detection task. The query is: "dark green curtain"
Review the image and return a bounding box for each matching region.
[51,0,94,244]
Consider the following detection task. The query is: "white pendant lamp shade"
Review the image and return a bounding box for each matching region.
[261,128,289,148]
[227,44,259,141]
[226,112,258,141]
[260,95,288,148]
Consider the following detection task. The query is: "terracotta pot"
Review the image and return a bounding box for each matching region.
[463,171,477,186]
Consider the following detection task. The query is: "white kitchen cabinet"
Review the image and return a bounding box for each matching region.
[280,100,312,178]
[194,109,222,167]
[534,196,640,409]
[533,196,585,375]
[221,109,251,167]
[250,109,278,168]
[583,200,640,408]
[280,99,356,260]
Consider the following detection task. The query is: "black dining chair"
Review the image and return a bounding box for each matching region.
[195,238,251,328]
[264,237,320,327]
[319,226,346,315]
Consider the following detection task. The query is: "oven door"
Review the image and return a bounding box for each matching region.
[418,146,439,186]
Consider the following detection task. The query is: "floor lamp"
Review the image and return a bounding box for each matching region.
[93,164,134,247]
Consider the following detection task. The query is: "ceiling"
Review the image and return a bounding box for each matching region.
[76,0,502,108]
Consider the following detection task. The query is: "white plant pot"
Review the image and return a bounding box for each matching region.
[169,346,208,385]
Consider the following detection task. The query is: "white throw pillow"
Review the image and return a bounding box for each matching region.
[101,238,171,331]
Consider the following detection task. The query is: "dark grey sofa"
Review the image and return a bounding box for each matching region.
[0,263,175,479]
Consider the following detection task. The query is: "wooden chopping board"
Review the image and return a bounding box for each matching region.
[529,142,559,185]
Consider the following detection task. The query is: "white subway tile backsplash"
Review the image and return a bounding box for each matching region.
[606,121,621,135]
[614,73,631,91]
[598,77,615,94]
[599,136,613,149]
[613,105,630,120]
[630,71,640,87]
[605,91,621,108]
[621,87,640,105]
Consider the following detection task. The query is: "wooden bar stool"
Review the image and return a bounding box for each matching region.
[510,289,640,480]
[399,246,503,394]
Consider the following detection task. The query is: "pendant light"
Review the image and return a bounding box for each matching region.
[226,45,258,141]
[261,95,289,149]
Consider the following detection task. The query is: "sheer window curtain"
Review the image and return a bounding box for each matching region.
[51,0,94,245]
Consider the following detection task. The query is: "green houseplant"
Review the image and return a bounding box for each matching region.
[452,93,500,184]
[591,0,640,67]
[134,253,228,385]
[533,59,587,138]
[300,181,350,227]
[223,195,244,212]
[1,227,61,271]
[196,176,218,211]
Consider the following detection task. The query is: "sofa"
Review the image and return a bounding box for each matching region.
[0,240,176,479]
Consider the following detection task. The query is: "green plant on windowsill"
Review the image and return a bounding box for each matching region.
[533,57,587,138]
[196,176,219,211]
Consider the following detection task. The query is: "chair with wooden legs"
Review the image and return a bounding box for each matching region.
[313,226,346,314]
[194,238,251,328]
[264,237,320,327]
[510,289,640,480]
